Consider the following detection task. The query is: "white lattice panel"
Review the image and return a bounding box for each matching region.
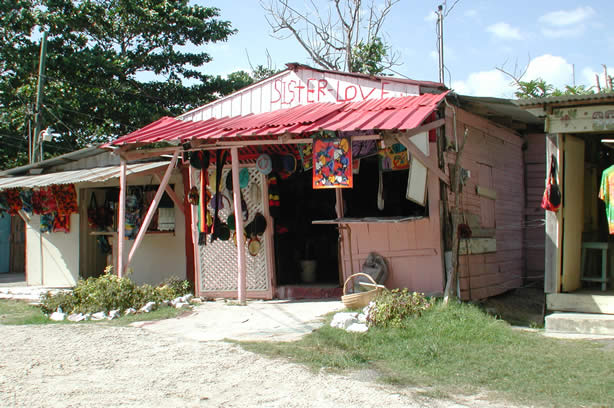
[199,167,269,292]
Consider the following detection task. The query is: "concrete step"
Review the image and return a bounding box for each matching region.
[545,312,614,336]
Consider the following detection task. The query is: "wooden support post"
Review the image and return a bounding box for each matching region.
[189,164,203,296]
[125,149,180,271]
[117,158,127,277]
[231,147,247,304]
[154,172,185,215]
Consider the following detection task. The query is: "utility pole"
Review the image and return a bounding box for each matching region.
[32,31,48,164]
[437,5,444,85]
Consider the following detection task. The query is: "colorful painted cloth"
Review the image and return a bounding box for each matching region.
[312,137,353,189]
[298,144,313,171]
[40,213,54,233]
[32,187,58,215]
[352,140,378,159]
[599,165,614,234]
[268,173,280,219]
[378,143,409,171]
[5,189,22,215]
[53,213,70,233]
[50,184,78,216]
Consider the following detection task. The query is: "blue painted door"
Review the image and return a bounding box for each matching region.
[0,215,10,273]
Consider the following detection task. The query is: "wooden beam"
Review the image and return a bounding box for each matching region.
[230,147,247,304]
[117,159,126,277]
[396,131,449,185]
[125,149,180,270]
[121,146,182,161]
[400,118,445,139]
[154,172,185,216]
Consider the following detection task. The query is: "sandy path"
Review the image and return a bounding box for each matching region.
[0,322,526,408]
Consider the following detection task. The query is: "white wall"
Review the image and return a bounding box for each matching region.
[123,178,186,286]
[181,67,421,121]
[26,213,80,287]
[25,171,187,287]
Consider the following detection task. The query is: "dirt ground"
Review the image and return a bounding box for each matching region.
[0,304,529,408]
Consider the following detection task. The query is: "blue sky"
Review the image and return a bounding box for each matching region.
[194,1,614,98]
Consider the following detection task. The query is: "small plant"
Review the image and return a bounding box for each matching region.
[366,289,432,328]
[40,267,193,316]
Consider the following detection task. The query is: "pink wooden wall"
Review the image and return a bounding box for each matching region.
[523,133,546,282]
[340,142,445,296]
[447,108,525,300]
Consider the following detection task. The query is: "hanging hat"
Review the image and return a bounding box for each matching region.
[188,186,199,205]
[210,193,225,211]
[248,236,261,256]
[245,212,267,237]
[281,154,297,174]
[217,223,230,241]
[227,214,236,230]
[248,183,261,204]
[239,168,250,189]
[189,151,210,170]
[256,154,272,175]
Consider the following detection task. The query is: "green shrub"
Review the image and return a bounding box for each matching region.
[40,269,193,315]
[366,289,433,328]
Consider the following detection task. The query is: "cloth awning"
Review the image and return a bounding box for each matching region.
[109,92,448,147]
[0,161,170,190]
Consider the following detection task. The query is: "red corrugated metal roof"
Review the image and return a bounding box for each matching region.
[109,92,448,147]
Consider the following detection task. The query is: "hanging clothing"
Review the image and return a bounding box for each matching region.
[599,164,614,234]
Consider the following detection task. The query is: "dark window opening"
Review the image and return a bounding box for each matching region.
[342,156,428,218]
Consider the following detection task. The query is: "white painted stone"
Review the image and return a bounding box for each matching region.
[67,313,86,322]
[357,313,367,324]
[182,294,194,303]
[91,312,107,321]
[108,310,120,320]
[174,302,189,309]
[139,302,156,313]
[49,311,66,321]
[347,323,369,333]
[330,312,358,330]
[124,308,137,315]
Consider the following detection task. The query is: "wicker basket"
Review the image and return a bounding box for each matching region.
[341,273,383,309]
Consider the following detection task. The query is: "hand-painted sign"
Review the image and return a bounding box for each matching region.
[548,105,614,133]
[271,78,392,105]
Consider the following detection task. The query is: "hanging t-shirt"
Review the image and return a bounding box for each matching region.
[599,164,614,234]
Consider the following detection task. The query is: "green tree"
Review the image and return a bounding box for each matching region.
[0,0,248,169]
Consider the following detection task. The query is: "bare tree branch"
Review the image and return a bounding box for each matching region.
[261,0,401,73]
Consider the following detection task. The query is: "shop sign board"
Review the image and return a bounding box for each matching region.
[547,105,614,133]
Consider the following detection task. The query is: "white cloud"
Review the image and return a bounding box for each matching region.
[464,9,477,18]
[451,70,516,98]
[538,6,595,27]
[541,26,585,38]
[486,22,523,40]
[453,54,579,98]
[524,54,573,89]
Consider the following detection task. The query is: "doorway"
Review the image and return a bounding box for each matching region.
[273,171,339,286]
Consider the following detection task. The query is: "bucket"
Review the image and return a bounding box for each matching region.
[300,260,317,283]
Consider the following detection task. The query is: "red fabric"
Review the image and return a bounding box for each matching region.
[5,189,22,215]
[32,187,58,215]
[51,184,78,216]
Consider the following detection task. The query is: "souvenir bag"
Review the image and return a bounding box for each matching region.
[541,154,562,212]
[87,193,100,230]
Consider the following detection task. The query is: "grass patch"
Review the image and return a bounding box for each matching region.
[241,301,614,407]
[0,299,183,326]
